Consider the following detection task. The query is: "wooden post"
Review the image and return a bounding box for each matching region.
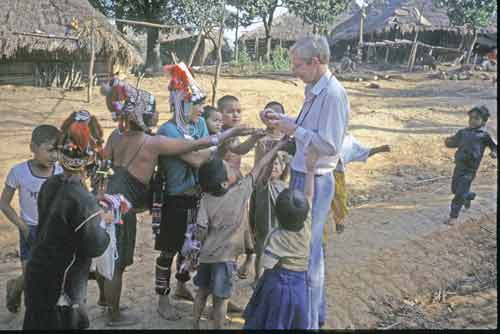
[211,1,226,106]
[357,8,365,63]
[409,43,418,72]
[384,47,390,63]
[255,36,259,61]
[235,6,240,63]
[87,18,96,103]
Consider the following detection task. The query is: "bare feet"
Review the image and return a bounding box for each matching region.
[237,255,254,280]
[97,299,129,311]
[106,311,141,327]
[174,281,194,302]
[157,295,181,320]
[444,217,457,225]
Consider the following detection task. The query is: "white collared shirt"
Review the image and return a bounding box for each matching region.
[291,70,350,174]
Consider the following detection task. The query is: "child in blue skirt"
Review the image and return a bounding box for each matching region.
[243,142,319,329]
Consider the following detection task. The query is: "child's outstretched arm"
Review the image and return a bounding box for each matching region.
[229,129,267,155]
[304,142,320,205]
[368,144,391,157]
[444,130,462,148]
[0,186,29,240]
[250,137,288,182]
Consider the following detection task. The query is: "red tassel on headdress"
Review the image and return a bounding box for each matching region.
[68,122,91,152]
[163,64,193,101]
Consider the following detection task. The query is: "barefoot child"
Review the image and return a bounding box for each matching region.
[250,101,290,285]
[192,138,287,329]
[217,95,266,280]
[0,125,62,314]
[243,142,319,329]
[330,134,391,234]
[444,105,497,225]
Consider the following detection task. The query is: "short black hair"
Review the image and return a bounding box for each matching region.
[264,101,285,114]
[275,189,309,232]
[217,95,239,112]
[202,105,218,120]
[198,158,229,197]
[31,125,61,146]
[469,105,490,122]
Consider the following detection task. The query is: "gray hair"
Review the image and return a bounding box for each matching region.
[290,35,330,64]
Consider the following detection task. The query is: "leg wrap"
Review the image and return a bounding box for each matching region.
[175,254,191,283]
[155,254,173,295]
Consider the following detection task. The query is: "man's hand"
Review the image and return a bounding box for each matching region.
[305,141,320,172]
[268,118,298,136]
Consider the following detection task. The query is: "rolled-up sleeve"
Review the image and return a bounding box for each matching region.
[294,89,349,156]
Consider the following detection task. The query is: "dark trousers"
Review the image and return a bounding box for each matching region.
[450,167,476,218]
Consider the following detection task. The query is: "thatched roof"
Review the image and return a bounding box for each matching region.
[0,0,143,65]
[239,14,319,41]
[159,29,219,43]
[329,0,497,43]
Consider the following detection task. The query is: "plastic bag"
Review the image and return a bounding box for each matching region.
[94,222,118,281]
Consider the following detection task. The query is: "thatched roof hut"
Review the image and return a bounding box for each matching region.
[0,0,143,86]
[159,29,219,66]
[329,0,496,44]
[239,14,323,60]
[328,0,497,62]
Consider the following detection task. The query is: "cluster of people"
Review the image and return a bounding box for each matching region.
[1,35,496,330]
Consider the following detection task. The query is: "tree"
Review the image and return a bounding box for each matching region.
[226,0,258,62]
[287,0,349,35]
[434,0,497,64]
[174,0,229,67]
[89,0,179,72]
[236,0,284,63]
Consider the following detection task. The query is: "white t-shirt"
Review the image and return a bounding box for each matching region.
[5,161,63,226]
[336,134,371,172]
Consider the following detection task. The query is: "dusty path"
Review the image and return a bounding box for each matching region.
[0,71,496,329]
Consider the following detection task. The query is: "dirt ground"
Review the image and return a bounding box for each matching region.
[0,69,497,329]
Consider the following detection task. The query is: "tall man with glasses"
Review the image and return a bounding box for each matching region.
[262,35,350,329]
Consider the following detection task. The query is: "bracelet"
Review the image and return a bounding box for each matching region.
[209,134,220,146]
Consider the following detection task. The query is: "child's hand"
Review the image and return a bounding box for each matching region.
[101,209,115,225]
[305,142,320,172]
[230,126,256,137]
[19,223,30,241]
[380,145,391,153]
[490,150,497,159]
[252,128,268,139]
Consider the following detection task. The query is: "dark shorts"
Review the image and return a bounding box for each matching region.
[154,196,199,253]
[194,262,237,299]
[19,225,37,262]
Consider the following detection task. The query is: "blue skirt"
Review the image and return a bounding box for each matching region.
[243,267,308,329]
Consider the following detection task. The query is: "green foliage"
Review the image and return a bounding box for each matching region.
[237,43,252,65]
[286,0,350,34]
[433,0,497,31]
[271,46,289,70]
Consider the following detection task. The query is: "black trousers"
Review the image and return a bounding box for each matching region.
[450,167,476,218]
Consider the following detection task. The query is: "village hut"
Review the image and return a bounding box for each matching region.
[328,0,497,63]
[159,29,219,66]
[239,14,317,60]
[0,0,143,87]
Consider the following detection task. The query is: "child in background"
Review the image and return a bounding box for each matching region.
[249,101,290,285]
[330,134,391,234]
[444,105,497,225]
[217,95,266,280]
[0,125,62,314]
[192,138,287,329]
[243,142,320,330]
[202,106,223,135]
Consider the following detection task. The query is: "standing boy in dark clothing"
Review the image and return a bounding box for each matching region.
[444,105,497,225]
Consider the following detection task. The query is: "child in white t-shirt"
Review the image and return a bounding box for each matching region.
[0,125,62,313]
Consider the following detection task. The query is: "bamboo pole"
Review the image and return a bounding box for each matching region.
[12,31,79,41]
[87,18,96,103]
[114,19,180,30]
